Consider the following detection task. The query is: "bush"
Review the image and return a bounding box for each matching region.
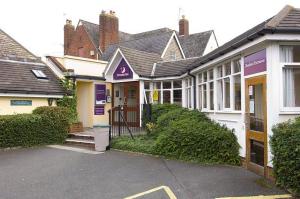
[0,106,69,148]
[154,118,241,165]
[142,104,181,126]
[270,118,300,196]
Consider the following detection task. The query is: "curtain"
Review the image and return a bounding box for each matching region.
[280,46,293,62]
[217,80,223,110]
[283,68,295,107]
[281,46,295,107]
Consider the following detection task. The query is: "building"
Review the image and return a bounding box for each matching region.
[61,5,300,177]
[46,55,111,128]
[0,29,64,115]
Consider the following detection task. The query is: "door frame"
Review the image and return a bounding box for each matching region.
[112,81,140,127]
[245,75,268,176]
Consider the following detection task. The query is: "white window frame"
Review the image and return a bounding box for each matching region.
[279,46,300,112]
[185,78,193,109]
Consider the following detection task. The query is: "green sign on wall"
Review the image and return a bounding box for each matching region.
[10,100,32,106]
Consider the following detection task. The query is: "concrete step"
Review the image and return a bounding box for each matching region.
[65,138,95,150]
[68,133,94,141]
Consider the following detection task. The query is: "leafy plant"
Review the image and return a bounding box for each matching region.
[271,118,300,196]
[56,78,78,124]
[0,107,69,148]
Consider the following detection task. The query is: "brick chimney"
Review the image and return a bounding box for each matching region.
[179,15,189,36]
[99,10,119,52]
[64,19,75,55]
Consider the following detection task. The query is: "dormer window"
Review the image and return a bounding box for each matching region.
[32,69,48,79]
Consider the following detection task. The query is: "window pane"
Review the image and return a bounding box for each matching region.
[294,46,300,62]
[234,75,241,110]
[144,81,150,90]
[250,140,264,167]
[203,72,207,82]
[163,90,171,103]
[145,91,151,104]
[225,63,231,76]
[163,81,171,89]
[154,82,161,89]
[224,77,230,108]
[209,82,214,110]
[173,80,182,88]
[281,45,300,62]
[209,69,214,80]
[249,84,264,132]
[203,84,207,108]
[233,59,241,73]
[173,90,182,106]
[283,67,300,107]
[198,85,202,110]
[217,66,223,78]
[217,80,223,110]
[198,73,202,83]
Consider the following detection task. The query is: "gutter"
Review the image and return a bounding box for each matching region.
[187,70,197,109]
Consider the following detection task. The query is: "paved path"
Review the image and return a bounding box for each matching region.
[0,147,287,199]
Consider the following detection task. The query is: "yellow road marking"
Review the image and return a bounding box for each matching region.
[124,185,177,199]
[216,194,292,199]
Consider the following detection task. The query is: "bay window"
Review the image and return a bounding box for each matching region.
[198,69,214,111]
[280,45,300,108]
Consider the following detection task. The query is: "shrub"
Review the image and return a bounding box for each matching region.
[270,118,300,196]
[154,118,241,165]
[0,106,69,148]
[142,104,181,126]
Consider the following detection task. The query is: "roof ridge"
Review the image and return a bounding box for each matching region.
[179,30,213,37]
[119,46,161,57]
[265,5,294,28]
[157,57,199,64]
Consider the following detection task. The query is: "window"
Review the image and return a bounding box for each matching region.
[206,58,241,112]
[144,80,182,105]
[31,69,47,79]
[169,51,176,60]
[78,47,84,57]
[185,78,193,108]
[280,45,300,108]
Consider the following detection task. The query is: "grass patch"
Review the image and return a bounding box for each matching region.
[111,135,156,154]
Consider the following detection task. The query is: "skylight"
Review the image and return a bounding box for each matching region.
[32,69,48,79]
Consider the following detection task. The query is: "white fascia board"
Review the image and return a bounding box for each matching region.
[64,55,108,64]
[104,48,120,76]
[0,93,63,98]
[190,33,300,74]
[46,58,64,79]
[161,31,186,59]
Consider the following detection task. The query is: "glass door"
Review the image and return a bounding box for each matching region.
[245,75,267,176]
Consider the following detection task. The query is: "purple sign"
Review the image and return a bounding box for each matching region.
[244,49,267,76]
[113,58,133,80]
[94,106,105,115]
[95,84,106,105]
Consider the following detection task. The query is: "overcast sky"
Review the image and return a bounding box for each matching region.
[1,0,300,57]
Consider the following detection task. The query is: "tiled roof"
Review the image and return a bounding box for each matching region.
[0,29,36,60]
[0,29,64,95]
[188,5,300,70]
[119,46,162,77]
[178,30,214,58]
[0,60,65,95]
[101,30,173,61]
[153,57,199,77]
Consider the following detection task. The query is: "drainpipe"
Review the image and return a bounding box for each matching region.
[187,70,196,109]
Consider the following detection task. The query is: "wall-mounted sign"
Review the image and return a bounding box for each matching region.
[94,106,105,115]
[10,100,32,106]
[113,58,133,80]
[244,49,267,76]
[95,84,106,105]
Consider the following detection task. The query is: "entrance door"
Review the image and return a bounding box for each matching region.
[112,82,140,127]
[245,75,267,176]
[124,82,140,127]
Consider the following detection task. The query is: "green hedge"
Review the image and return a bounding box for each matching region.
[270,118,300,196]
[129,104,240,165]
[0,106,69,148]
[142,104,181,126]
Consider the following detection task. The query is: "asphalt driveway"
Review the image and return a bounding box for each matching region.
[0,147,287,199]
